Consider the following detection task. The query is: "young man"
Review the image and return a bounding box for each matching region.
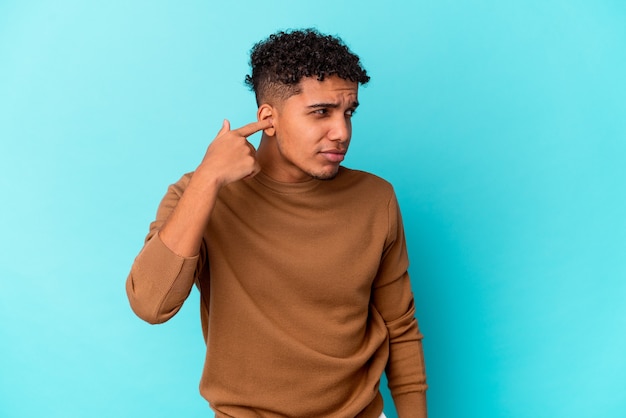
[126,29,427,417]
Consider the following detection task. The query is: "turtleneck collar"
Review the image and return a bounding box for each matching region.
[252,170,324,194]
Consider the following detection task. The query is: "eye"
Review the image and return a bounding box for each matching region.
[313,108,328,116]
[345,109,357,117]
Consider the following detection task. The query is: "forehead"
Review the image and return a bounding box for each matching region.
[293,76,359,102]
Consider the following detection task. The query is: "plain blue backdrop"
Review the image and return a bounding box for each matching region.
[1,1,625,417]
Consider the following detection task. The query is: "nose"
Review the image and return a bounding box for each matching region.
[328,116,351,143]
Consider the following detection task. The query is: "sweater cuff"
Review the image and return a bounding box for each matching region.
[144,231,200,269]
[127,232,200,324]
[393,391,427,418]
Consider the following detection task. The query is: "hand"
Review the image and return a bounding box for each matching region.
[198,118,273,187]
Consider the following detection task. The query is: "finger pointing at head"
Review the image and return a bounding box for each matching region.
[233,119,273,138]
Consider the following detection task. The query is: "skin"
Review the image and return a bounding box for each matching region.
[256,75,359,182]
[159,75,359,257]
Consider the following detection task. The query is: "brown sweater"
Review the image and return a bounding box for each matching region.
[126,167,427,417]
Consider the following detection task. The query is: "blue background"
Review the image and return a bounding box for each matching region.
[1,1,625,417]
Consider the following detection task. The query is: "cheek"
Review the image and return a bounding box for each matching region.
[281,123,320,147]
[275,116,327,155]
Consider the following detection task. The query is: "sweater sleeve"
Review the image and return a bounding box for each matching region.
[372,192,428,418]
[126,173,206,324]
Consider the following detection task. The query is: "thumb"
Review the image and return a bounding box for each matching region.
[217,119,231,135]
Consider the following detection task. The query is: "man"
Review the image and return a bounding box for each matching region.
[126,28,427,417]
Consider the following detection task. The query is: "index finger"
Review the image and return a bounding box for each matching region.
[232,119,273,138]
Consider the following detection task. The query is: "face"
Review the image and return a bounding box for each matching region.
[261,75,359,182]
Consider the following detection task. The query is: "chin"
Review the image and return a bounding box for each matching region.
[311,168,340,181]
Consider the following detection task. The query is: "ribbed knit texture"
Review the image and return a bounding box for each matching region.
[127,167,427,417]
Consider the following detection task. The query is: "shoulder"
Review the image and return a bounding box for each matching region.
[336,167,395,197]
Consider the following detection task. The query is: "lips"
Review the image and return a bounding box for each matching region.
[320,150,346,163]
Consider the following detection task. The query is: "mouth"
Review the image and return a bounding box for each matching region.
[319,149,347,163]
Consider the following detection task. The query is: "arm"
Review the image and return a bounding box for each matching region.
[372,193,428,418]
[126,119,272,324]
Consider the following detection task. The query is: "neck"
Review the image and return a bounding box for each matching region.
[255,134,274,175]
[256,134,312,183]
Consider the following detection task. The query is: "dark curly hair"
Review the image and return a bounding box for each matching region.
[245,28,370,105]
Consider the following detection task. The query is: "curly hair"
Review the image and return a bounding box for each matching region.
[245,28,370,105]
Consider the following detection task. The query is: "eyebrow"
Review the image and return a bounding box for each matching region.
[307,101,360,109]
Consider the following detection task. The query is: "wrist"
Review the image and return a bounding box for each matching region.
[190,165,225,193]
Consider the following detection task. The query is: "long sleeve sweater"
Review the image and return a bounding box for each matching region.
[126,167,427,417]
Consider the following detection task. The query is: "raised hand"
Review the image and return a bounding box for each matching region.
[158,117,272,257]
[198,118,273,188]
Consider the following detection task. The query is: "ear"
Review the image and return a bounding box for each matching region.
[257,104,276,136]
